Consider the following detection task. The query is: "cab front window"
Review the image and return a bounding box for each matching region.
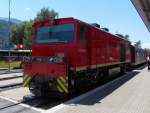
[36,23,74,43]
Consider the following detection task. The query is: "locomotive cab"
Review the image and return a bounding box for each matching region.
[23,18,79,97]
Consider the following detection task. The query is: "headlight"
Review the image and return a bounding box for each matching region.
[53,53,65,63]
[48,57,54,62]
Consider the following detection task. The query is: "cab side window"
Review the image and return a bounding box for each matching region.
[78,25,85,43]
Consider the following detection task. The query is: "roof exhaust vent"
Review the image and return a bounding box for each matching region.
[102,28,109,32]
[91,23,100,28]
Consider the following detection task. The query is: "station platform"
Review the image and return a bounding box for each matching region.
[46,65,150,113]
[0,97,42,113]
[0,87,31,101]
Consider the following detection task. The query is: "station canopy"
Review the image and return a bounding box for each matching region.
[131,0,150,32]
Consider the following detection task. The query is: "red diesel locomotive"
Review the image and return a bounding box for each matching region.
[23,17,146,96]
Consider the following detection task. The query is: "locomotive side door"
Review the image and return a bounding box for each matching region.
[76,23,89,69]
[120,43,126,62]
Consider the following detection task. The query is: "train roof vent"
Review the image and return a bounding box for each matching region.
[91,23,100,28]
[115,34,124,38]
[102,28,109,32]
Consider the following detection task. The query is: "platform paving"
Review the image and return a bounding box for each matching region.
[0,87,31,101]
[0,98,41,113]
[46,65,150,113]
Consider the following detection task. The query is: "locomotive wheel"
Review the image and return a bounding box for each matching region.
[68,75,76,95]
[93,70,100,84]
[102,69,109,80]
[120,65,126,74]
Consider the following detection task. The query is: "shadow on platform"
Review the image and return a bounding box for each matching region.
[66,70,140,106]
[134,64,147,70]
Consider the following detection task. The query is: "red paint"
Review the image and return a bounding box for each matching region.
[25,17,132,77]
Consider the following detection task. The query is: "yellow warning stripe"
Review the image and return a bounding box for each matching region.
[23,76,29,86]
[57,85,64,93]
[23,75,30,84]
[59,77,68,87]
[23,75,29,82]
[57,78,68,93]
[23,75,31,87]
[23,76,31,87]
[59,77,66,83]
[57,79,67,92]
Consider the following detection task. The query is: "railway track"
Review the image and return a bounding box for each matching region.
[0,84,22,92]
[0,75,22,81]
[0,69,23,75]
[0,73,23,92]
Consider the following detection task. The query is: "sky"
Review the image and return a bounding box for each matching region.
[0,0,150,48]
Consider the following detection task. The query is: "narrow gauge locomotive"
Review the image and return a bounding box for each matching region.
[23,17,147,97]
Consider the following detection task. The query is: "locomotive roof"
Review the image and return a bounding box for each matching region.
[75,18,130,42]
[33,17,130,43]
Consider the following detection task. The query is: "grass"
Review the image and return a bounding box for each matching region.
[0,61,21,68]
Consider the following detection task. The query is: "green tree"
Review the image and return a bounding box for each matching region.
[10,21,32,49]
[23,20,32,49]
[10,23,24,46]
[34,8,58,21]
[0,37,3,49]
[124,34,130,41]
[10,8,59,49]
[116,33,130,42]
[134,40,141,48]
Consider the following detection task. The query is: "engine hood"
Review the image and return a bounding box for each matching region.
[32,44,74,57]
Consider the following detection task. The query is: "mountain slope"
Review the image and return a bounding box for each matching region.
[0,17,22,49]
[0,17,21,24]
